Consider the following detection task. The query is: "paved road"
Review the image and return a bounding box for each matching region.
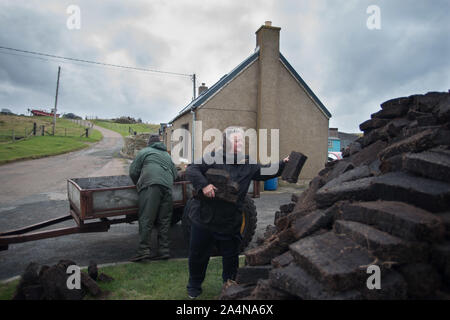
[0,127,302,280]
[0,125,131,280]
[0,125,128,205]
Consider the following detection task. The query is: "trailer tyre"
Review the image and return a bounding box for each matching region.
[181,195,257,253]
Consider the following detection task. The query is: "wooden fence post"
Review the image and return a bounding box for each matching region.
[12,128,15,142]
[33,122,37,136]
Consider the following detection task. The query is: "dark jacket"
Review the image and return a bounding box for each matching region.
[185,149,286,234]
[129,142,178,192]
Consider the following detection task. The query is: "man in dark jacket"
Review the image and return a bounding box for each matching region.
[129,134,178,262]
[185,127,289,298]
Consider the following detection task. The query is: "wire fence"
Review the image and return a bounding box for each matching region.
[0,119,94,143]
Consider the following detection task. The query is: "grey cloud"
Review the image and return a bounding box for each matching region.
[0,0,448,130]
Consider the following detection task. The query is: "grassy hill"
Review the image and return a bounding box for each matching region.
[92,120,159,137]
[0,115,102,164]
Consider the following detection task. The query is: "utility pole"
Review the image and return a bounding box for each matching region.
[192,73,196,100]
[52,66,61,136]
[191,73,197,163]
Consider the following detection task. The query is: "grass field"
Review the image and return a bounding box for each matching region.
[0,115,101,142]
[0,115,102,164]
[0,256,245,300]
[92,120,159,137]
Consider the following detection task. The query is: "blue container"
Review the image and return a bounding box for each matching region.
[264,177,278,191]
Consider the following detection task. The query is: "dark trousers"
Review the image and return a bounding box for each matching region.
[137,184,173,256]
[187,222,241,290]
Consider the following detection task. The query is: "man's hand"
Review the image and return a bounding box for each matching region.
[202,184,218,198]
[283,155,290,163]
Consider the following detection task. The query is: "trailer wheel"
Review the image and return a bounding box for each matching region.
[182,195,257,253]
[239,196,258,251]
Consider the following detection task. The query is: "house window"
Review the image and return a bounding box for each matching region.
[328,140,333,148]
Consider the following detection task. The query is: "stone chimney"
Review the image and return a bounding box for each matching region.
[198,83,208,96]
[256,21,281,145]
[256,20,280,54]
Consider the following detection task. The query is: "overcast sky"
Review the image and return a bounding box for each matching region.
[0,0,448,132]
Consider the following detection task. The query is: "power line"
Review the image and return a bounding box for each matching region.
[0,48,160,76]
[0,45,192,78]
[0,48,162,77]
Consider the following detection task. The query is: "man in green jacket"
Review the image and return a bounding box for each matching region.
[129,135,178,262]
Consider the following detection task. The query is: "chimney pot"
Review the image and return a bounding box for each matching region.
[265,21,272,26]
[198,83,208,96]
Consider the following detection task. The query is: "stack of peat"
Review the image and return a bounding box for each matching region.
[12,260,113,300]
[221,91,450,300]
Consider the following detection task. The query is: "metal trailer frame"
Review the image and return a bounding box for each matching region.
[0,180,192,251]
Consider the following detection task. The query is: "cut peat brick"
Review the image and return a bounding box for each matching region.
[436,95,450,123]
[359,118,390,132]
[350,140,387,167]
[378,129,438,161]
[379,154,403,174]
[321,165,371,190]
[317,172,450,212]
[271,251,294,268]
[219,281,255,300]
[337,201,445,242]
[371,102,410,119]
[236,265,272,285]
[398,263,441,299]
[315,176,377,208]
[436,212,450,238]
[432,242,450,285]
[290,209,334,240]
[325,160,354,182]
[268,262,407,299]
[403,151,450,183]
[380,97,412,110]
[411,92,448,112]
[362,271,408,300]
[248,279,297,300]
[373,172,450,213]
[281,151,308,183]
[245,236,287,266]
[334,220,428,263]
[292,175,324,214]
[268,263,358,299]
[289,232,375,291]
[199,169,239,203]
[361,126,390,148]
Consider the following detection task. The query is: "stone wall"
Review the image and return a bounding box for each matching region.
[121,133,151,159]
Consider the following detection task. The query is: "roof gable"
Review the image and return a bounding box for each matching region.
[170,48,260,123]
[279,53,332,119]
[170,49,331,123]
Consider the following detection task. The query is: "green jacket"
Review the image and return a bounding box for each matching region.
[129,142,178,192]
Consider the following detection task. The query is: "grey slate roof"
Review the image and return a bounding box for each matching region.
[169,49,331,123]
